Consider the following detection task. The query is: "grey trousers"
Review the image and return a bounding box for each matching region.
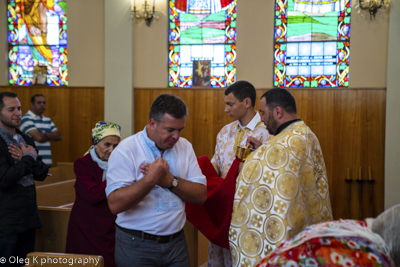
[114,227,190,267]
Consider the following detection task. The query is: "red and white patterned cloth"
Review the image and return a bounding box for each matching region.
[256,220,392,267]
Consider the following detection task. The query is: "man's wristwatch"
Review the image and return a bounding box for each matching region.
[168,176,179,190]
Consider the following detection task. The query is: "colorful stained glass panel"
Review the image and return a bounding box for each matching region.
[8,0,68,86]
[274,0,351,88]
[169,0,236,88]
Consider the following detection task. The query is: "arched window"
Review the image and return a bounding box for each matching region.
[169,0,236,88]
[274,0,351,87]
[7,0,68,86]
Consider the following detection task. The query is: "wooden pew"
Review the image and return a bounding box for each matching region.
[35,179,76,253]
[35,162,74,186]
[35,207,72,254]
[36,180,76,207]
[36,167,62,186]
[57,162,75,181]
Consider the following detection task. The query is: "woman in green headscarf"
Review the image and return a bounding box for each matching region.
[66,121,121,267]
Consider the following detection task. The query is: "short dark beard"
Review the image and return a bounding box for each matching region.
[266,110,278,135]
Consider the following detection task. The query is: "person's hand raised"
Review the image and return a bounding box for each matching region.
[146,158,169,183]
[8,144,23,161]
[140,162,150,175]
[246,136,263,150]
[20,142,38,158]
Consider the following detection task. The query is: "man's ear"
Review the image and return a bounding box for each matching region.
[244,97,252,108]
[275,106,284,120]
[149,118,156,129]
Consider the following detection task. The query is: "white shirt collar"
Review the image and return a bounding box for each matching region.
[237,111,261,131]
[27,110,42,119]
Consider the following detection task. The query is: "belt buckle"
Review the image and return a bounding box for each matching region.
[155,236,162,243]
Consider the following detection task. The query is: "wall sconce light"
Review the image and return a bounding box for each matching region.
[131,0,158,26]
[354,0,390,20]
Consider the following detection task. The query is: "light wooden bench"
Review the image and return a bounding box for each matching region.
[35,179,76,253]
[36,180,76,207]
[34,207,73,254]
[25,252,104,267]
[35,162,75,186]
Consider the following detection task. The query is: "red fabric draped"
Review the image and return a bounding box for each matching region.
[185,155,240,249]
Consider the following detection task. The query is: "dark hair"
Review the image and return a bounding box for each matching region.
[261,88,297,114]
[149,94,188,123]
[31,94,45,104]
[224,81,256,107]
[0,91,18,111]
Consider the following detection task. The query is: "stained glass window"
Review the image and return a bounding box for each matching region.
[7,0,68,86]
[169,0,236,88]
[274,0,351,87]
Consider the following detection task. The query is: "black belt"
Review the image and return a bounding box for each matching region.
[117,225,183,243]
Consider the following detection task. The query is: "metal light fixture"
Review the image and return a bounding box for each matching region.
[354,0,390,20]
[131,0,158,26]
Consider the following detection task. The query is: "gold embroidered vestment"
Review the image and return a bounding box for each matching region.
[229,121,333,267]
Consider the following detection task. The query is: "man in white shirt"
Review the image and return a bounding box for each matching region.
[208,81,269,266]
[106,94,207,267]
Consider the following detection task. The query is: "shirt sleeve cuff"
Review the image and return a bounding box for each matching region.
[106,184,124,197]
[23,152,37,161]
[191,177,207,186]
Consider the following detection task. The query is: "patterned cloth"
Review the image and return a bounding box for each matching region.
[209,112,269,267]
[256,220,392,267]
[85,121,121,155]
[229,120,333,267]
[20,110,57,167]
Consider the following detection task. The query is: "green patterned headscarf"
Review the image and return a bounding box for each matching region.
[85,121,121,155]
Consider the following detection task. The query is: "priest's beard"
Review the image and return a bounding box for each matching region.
[266,111,278,135]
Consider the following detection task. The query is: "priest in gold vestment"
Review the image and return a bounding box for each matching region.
[229,88,333,267]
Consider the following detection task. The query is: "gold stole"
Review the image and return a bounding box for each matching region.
[233,121,264,153]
